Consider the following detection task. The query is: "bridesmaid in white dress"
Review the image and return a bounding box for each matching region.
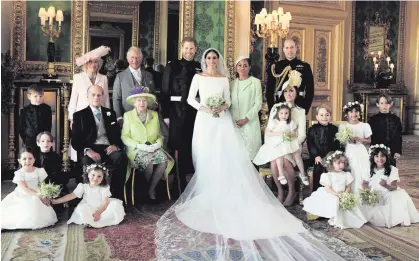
[360,145,419,228]
[1,147,57,230]
[52,164,125,228]
[340,101,371,192]
[254,103,307,190]
[303,151,367,229]
[69,46,111,161]
[154,48,370,261]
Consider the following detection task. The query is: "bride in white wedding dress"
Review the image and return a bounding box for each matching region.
[155,48,369,261]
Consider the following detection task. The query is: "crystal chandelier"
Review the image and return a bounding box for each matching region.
[254,7,292,48]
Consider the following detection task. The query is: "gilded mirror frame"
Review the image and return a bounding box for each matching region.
[10,1,72,76]
[86,1,139,56]
[349,1,406,89]
[362,11,391,60]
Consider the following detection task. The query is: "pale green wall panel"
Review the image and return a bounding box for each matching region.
[193,1,225,61]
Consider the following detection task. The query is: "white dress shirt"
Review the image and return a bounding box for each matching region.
[129,66,142,85]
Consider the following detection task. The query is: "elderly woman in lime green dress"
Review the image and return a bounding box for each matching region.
[121,88,173,203]
[230,56,262,161]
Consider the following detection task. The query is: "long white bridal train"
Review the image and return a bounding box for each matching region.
[155,107,369,260]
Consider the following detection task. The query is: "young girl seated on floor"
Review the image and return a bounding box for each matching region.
[360,144,419,228]
[52,163,125,228]
[303,150,367,229]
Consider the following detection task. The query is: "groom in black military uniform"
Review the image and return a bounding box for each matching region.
[161,37,202,198]
[267,39,314,115]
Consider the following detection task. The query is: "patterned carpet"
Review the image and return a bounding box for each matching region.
[1,136,419,261]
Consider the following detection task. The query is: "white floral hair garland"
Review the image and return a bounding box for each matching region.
[85,163,109,176]
[368,144,391,156]
[272,102,291,117]
[342,101,364,116]
[324,150,344,166]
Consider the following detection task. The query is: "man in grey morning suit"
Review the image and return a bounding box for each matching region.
[112,47,155,124]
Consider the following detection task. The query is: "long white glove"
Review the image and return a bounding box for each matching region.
[136,144,154,153]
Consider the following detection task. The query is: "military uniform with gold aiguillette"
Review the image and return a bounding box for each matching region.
[266,58,314,115]
[161,58,201,197]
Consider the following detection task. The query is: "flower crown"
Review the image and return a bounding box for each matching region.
[368,144,391,156]
[85,163,109,176]
[324,150,344,166]
[272,102,291,116]
[343,101,364,115]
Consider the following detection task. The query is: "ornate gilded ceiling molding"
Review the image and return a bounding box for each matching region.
[10,1,72,76]
[224,0,236,80]
[178,0,195,59]
[154,1,161,63]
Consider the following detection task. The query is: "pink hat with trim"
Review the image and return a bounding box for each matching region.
[75,46,111,67]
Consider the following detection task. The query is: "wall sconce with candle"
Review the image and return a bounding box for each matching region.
[370,51,395,89]
[38,6,64,79]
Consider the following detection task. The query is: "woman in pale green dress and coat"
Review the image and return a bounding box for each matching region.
[121,88,174,204]
[230,56,262,161]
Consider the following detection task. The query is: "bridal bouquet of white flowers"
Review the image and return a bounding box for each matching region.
[359,188,379,206]
[339,192,356,211]
[206,95,226,118]
[336,126,353,144]
[38,183,61,199]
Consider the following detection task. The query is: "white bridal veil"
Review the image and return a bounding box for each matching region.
[154,47,370,261]
[200,48,230,78]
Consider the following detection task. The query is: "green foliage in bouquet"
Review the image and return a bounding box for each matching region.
[336,126,353,144]
[339,192,356,211]
[359,188,379,206]
[38,183,61,199]
[206,95,226,118]
[281,130,294,141]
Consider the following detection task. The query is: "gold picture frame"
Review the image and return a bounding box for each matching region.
[10,1,72,76]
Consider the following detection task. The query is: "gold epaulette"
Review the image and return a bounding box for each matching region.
[271,65,292,94]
